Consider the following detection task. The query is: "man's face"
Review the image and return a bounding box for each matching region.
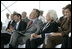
[14,15,20,22]
[29,10,38,19]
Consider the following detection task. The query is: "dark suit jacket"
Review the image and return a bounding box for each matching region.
[6,20,16,30]
[9,20,27,47]
[16,20,27,31]
[41,21,59,39]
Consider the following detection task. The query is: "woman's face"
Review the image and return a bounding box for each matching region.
[63,9,71,18]
[46,13,52,22]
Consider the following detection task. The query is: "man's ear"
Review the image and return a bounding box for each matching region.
[36,13,38,17]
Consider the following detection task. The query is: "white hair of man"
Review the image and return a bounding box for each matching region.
[48,10,58,22]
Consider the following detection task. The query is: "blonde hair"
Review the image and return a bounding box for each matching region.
[48,10,58,22]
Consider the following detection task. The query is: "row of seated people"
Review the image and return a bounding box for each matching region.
[1,4,71,48]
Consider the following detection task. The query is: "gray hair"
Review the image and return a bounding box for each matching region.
[48,10,58,22]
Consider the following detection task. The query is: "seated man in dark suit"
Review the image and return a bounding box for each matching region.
[25,10,59,48]
[9,13,27,48]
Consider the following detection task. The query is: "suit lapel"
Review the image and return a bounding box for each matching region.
[16,21,21,30]
[43,22,51,31]
[45,23,50,29]
[26,19,38,30]
[27,23,33,29]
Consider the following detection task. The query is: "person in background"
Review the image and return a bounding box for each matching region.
[5,13,10,29]
[38,10,45,23]
[21,11,30,23]
[13,11,18,15]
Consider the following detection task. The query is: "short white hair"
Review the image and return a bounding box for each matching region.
[48,10,58,22]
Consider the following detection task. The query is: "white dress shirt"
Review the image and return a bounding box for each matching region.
[30,18,38,23]
[16,21,20,30]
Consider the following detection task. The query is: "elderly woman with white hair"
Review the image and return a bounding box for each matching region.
[25,10,59,48]
[43,4,71,48]
[46,10,58,22]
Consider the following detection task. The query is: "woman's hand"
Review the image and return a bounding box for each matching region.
[49,33,62,37]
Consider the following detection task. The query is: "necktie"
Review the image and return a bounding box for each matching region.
[27,21,33,28]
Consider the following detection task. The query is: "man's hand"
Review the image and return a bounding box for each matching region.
[30,33,42,40]
[34,35,41,38]
[30,33,37,39]
[7,29,11,32]
[7,28,14,32]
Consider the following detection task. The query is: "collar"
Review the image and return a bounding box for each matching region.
[30,18,37,23]
[16,20,20,25]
